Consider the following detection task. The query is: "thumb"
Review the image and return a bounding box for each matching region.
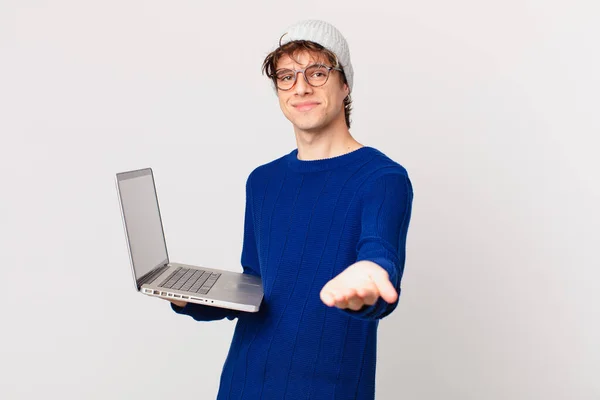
[369,271,398,304]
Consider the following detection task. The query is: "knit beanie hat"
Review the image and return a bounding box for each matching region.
[274,19,354,93]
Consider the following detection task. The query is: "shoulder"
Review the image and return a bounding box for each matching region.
[244,148,293,188]
[358,146,412,193]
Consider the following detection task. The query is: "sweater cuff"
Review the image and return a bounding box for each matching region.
[171,301,188,313]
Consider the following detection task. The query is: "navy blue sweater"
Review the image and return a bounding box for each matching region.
[171,146,413,399]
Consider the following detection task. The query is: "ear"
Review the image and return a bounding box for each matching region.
[342,82,349,96]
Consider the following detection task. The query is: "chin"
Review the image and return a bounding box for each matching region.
[290,115,327,131]
[292,121,325,132]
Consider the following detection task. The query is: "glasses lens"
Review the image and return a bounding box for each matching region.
[275,70,295,90]
[274,65,331,90]
[306,65,329,87]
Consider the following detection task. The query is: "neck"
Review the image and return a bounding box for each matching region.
[293,116,363,161]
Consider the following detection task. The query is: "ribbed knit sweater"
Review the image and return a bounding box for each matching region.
[171,146,413,400]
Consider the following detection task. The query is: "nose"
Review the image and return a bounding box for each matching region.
[294,71,312,95]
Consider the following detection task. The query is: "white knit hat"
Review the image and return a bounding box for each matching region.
[274,19,354,93]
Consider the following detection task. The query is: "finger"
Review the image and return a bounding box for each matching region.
[340,289,365,311]
[355,279,376,297]
[347,292,365,311]
[356,281,379,306]
[334,297,349,309]
[320,289,336,307]
[370,271,398,304]
[322,287,349,307]
[361,291,379,306]
[333,289,351,309]
[160,296,187,308]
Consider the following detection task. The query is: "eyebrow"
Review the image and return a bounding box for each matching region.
[275,62,328,72]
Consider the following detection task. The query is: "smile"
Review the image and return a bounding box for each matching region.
[294,102,319,112]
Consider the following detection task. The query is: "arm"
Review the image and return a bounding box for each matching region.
[168,172,261,322]
[322,171,413,321]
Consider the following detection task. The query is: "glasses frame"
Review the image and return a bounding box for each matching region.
[273,63,343,91]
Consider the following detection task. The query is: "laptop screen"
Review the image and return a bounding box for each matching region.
[116,168,168,284]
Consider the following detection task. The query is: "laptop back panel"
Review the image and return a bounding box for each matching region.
[116,168,169,289]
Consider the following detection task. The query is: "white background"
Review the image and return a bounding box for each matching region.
[1,1,598,399]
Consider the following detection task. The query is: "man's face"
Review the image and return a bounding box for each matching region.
[275,51,349,133]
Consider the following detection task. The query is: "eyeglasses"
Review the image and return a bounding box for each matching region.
[273,63,343,91]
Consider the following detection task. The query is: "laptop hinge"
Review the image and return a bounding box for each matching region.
[137,263,170,289]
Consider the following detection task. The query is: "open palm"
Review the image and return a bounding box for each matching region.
[320,260,398,311]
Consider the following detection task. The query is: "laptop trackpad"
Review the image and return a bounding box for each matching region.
[234,283,263,292]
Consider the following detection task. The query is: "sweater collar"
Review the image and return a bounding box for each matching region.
[286,146,378,173]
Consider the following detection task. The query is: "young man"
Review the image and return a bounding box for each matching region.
[167,20,413,400]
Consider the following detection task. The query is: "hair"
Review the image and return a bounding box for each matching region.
[261,40,353,129]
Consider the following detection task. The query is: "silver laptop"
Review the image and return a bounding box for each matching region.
[115,167,263,312]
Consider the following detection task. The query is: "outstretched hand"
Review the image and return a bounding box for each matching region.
[320,260,398,311]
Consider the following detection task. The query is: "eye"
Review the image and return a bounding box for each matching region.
[307,64,328,76]
[276,71,294,81]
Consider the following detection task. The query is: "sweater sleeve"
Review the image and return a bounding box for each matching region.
[170,172,261,321]
[341,171,413,321]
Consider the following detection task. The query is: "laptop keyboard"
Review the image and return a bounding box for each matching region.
[159,267,221,295]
